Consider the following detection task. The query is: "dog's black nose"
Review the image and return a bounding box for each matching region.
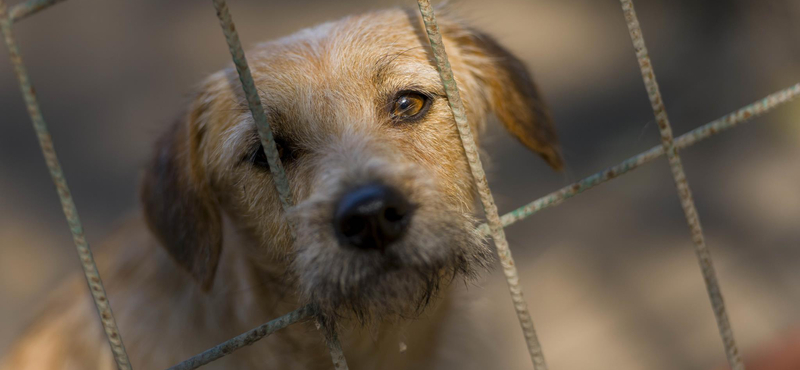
[334,184,412,250]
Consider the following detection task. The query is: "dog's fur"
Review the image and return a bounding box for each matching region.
[1,8,561,370]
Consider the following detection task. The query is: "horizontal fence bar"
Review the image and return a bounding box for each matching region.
[478,83,800,235]
[166,305,314,370]
[8,0,67,23]
[416,0,548,369]
[0,0,132,369]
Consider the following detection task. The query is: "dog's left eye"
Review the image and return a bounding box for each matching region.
[391,91,431,121]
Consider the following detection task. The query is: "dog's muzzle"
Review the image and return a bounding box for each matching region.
[333,183,413,251]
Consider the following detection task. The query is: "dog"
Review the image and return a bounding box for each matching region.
[1,7,561,370]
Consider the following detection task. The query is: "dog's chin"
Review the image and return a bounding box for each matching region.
[306,249,484,324]
[290,210,492,324]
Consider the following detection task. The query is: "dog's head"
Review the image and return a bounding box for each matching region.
[141,9,561,321]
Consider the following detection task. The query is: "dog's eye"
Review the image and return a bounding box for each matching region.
[248,138,298,170]
[391,91,431,121]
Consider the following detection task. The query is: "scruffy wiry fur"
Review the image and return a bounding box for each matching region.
[289,131,491,323]
[2,7,561,370]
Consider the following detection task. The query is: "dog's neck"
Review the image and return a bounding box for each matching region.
[101,213,457,368]
[202,212,303,326]
[208,213,455,366]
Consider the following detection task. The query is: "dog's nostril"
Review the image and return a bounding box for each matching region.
[383,207,404,222]
[339,215,367,237]
[334,184,412,250]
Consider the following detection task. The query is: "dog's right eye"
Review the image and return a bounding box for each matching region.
[249,143,274,169]
[247,138,299,170]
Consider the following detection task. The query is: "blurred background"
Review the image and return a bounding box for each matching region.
[1,0,799,369]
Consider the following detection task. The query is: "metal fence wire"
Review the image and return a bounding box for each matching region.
[2,0,799,369]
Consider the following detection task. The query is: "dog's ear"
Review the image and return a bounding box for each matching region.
[446,25,563,170]
[141,97,222,291]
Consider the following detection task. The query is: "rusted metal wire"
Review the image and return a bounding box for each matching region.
[210,1,349,368]
[478,83,800,234]
[323,327,349,370]
[0,1,132,369]
[620,1,744,369]
[8,0,68,23]
[211,0,294,213]
[166,305,314,370]
[416,1,548,369]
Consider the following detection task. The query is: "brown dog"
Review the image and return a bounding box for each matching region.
[1,7,560,370]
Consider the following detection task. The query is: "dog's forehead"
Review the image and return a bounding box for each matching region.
[253,10,431,76]
[239,10,445,132]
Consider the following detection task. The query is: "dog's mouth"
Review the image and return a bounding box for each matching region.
[290,201,492,323]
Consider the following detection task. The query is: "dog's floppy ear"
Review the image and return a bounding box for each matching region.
[141,97,222,291]
[448,26,563,170]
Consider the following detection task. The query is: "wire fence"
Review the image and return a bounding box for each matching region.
[1,0,798,369]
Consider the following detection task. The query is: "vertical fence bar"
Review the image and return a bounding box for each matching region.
[323,328,349,370]
[0,1,132,369]
[209,1,348,368]
[619,1,745,369]
[415,1,548,368]
[211,0,294,213]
